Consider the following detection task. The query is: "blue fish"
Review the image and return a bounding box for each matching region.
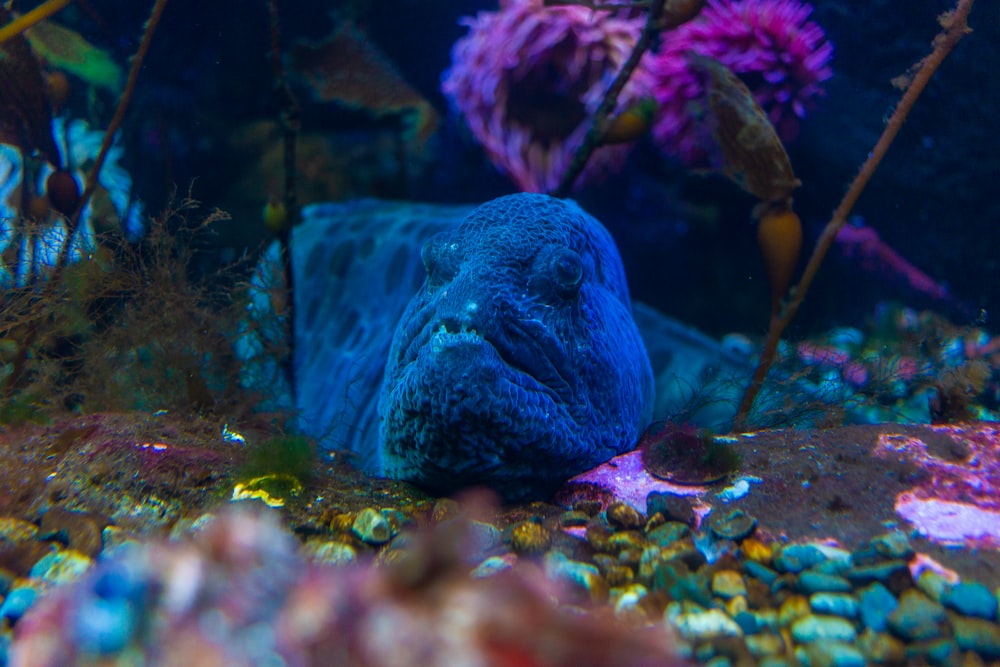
[242,193,751,499]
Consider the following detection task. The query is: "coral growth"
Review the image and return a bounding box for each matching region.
[647,0,832,166]
[442,0,654,192]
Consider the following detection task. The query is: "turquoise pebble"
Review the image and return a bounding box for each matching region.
[744,560,778,586]
[870,531,914,560]
[29,549,93,584]
[886,589,946,642]
[810,593,859,618]
[776,545,827,573]
[0,586,36,623]
[471,555,513,578]
[799,571,852,594]
[941,581,997,620]
[909,638,959,665]
[798,639,866,667]
[843,559,908,586]
[647,521,690,547]
[951,615,1000,659]
[73,597,137,655]
[791,615,857,643]
[859,582,898,632]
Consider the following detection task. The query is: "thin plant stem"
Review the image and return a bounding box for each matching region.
[553,2,664,198]
[5,0,168,397]
[0,0,74,44]
[733,0,976,429]
[267,0,301,404]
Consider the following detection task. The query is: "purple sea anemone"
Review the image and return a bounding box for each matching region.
[648,0,833,166]
[442,0,654,193]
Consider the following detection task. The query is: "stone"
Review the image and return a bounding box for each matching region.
[670,608,744,641]
[646,521,690,547]
[350,508,393,545]
[810,592,860,619]
[744,560,779,587]
[0,517,39,544]
[302,539,357,565]
[799,571,853,594]
[870,531,914,560]
[708,509,757,541]
[711,570,747,599]
[28,549,93,585]
[544,552,608,603]
[0,585,37,624]
[886,589,947,642]
[858,582,899,633]
[775,544,827,574]
[790,615,857,644]
[508,520,551,555]
[778,595,812,627]
[951,615,1000,659]
[606,502,644,529]
[646,491,694,525]
[797,640,866,667]
[843,560,910,587]
[941,581,998,620]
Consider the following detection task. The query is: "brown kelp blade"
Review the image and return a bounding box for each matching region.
[288,21,439,145]
[0,8,61,167]
[687,52,799,203]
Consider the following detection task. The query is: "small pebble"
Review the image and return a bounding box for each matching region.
[708,509,757,541]
[645,491,694,525]
[941,581,998,620]
[791,615,857,644]
[670,608,743,641]
[799,571,852,594]
[646,521,690,547]
[302,540,357,565]
[809,593,859,618]
[775,544,827,574]
[870,531,913,561]
[858,582,898,633]
[29,549,93,585]
[886,589,946,642]
[0,517,39,544]
[951,615,1000,659]
[0,585,37,624]
[797,639,866,667]
[509,520,551,555]
[351,508,392,545]
[711,570,747,599]
[606,502,644,529]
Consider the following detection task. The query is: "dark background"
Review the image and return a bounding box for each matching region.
[53,0,1000,339]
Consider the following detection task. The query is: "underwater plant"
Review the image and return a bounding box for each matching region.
[0,117,145,287]
[442,0,655,193]
[646,0,832,166]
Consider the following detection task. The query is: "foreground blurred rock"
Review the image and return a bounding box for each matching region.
[9,507,687,667]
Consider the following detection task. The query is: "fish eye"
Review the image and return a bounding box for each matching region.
[550,249,583,298]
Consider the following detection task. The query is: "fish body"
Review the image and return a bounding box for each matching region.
[243,194,751,499]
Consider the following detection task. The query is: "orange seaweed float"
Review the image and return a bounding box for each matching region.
[756,201,802,317]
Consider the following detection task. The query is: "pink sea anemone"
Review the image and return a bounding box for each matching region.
[441,0,654,193]
[648,0,833,166]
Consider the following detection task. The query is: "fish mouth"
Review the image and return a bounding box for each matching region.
[397,308,578,413]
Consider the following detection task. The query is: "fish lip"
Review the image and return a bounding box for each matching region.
[396,307,576,411]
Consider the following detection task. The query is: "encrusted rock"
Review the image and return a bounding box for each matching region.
[351,507,392,545]
[509,520,551,555]
[606,502,644,530]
